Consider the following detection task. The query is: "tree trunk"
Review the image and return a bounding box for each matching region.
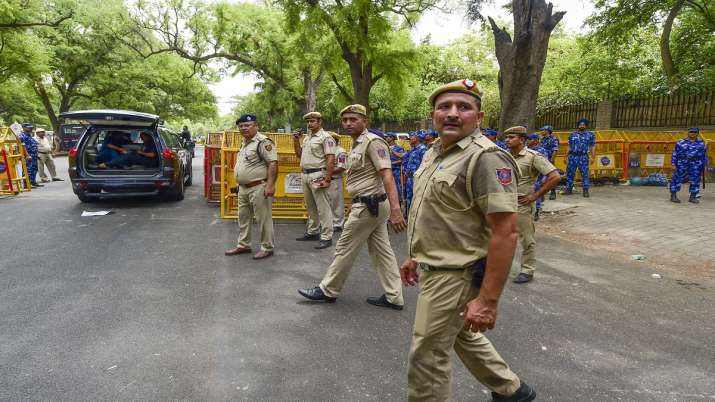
[302,66,325,113]
[33,81,60,134]
[488,0,565,132]
[661,0,684,92]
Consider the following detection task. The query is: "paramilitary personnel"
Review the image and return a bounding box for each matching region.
[401,79,536,402]
[225,114,278,260]
[564,118,595,197]
[403,130,427,213]
[18,123,42,188]
[385,132,405,205]
[669,127,708,204]
[538,124,559,200]
[298,104,407,310]
[483,127,507,149]
[293,112,337,249]
[504,126,560,284]
[328,132,349,230]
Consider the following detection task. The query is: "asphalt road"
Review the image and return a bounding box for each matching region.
[1,147,713,401]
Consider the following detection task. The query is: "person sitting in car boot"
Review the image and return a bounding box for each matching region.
[104,132,158,169]
[96,131,132,165]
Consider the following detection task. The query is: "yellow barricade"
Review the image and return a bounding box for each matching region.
[204,132,223,203]
[220,132,351,220]
[0,127,31,195]
[552,130,626,182]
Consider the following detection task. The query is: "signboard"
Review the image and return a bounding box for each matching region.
[284,173,303,194]
[645,153,665,167]
[59,124,87,150]
[596,154,615,168]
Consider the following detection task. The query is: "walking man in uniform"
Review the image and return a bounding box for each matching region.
[225,114,278,260]
[483,127,507,149]
[564,118,595,197]
[670,127,708,204]
[328,132,348,231]
[35,128,62,182]
[385,132,405,205]
[18,123,41,188]
[298,104,407,310]
[504,126,560,284]
[293,112,336,249]
[401,79,536,402]
[403,130,427,213]
[538,124,559,200]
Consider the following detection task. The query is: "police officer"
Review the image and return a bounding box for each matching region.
[504,127,560,284]
[18,123,41,188]
[483,127,507,149]
[385,132,405,205]
[293,112,336,249]
[564,118,595,197]
[401,80,535,402]
[328,132,348,231]
[670,127,708,204]
[225,114,278,260]
[538,124,559,200]
[35,128,62,182]
[298,104,407,310]
[403,130,427,213]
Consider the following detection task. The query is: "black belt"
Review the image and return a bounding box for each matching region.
[351,193,387,204]
[302,168,323,174]
[38,152,50,154]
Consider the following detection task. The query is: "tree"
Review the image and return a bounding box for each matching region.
[468,0,565,131]
[0,0,73,30]
[588,0,715,91]
[278,0,442,112]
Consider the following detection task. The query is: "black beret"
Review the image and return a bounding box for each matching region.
[236,114,257,124]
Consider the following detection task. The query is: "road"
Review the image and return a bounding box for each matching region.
[1,147,713,401]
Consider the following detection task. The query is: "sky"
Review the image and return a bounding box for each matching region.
[208,0,596,116]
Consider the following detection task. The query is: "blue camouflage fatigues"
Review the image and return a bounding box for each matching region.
[18,131,39,184]
[495,140,507,150]
[566,131,596,190]
[390,144,404,202]
[670,138,708,194]
[540,135,559,163]
[403,143,427,212]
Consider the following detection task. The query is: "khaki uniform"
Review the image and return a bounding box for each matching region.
[319,130,403,305]
[406,131,522,401]
[327,145,348,228]
[233,133,278,252]
[36,136,57,180]
[300,129,336,240]
[512,147,557,275]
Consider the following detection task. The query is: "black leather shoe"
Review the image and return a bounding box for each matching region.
[298,286,336,303]
[366,294,403,310]
[296,233,320,241]
[583,188,590,198]
[52,177,64,181]
[314,239,332,249]
[670,192,681,203]
[491,382,536,402]
[533,209,540,222]
[689,194,700,204]
[513,273,533,284]
[548,189,556,200]
[30,183,43,188]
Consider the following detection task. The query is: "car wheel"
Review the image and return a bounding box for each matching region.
[76,190,91,203]
[185,163,193,186]
[164,168,185,201]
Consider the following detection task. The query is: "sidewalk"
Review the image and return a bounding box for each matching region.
[537,184,715,281]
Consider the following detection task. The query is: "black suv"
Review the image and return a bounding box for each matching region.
[62,110,192,202]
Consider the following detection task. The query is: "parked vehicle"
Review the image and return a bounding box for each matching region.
[62,109,192,202]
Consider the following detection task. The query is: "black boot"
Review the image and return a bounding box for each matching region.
[562,188,573,195]
[534,208,540,222]
[548,188,556,200]
[670,192,681,203]
[582,188,590,198]
[689,193,699,204]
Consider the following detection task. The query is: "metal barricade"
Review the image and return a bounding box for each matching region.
[203,132,223,203]
[0,127,31,195]
[552,130,626,183]
[621,131,681,179]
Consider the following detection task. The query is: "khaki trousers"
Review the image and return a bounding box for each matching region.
[517,209,536,275]
[37,153,57,179]
[328,176,345,228]
[302,172,334,240]
[407,269,521,401]
[319,201,403,305]
[237,183,274,251]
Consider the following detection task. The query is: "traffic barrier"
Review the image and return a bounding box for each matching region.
[552,130,626,183]
[203,132,223,203]
[219,132,352,220]
[0,127,31,195]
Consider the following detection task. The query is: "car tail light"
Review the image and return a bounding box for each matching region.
[162,149,176,160]
[79,180,88,189]
[68,147,77,158]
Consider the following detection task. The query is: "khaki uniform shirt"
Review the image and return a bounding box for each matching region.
[334,145,348,177]
[346,130,392,197]
[234,132,278,185]
[408,131,520,269]
[512,147,557,214]
[300,129,336,170]
[36,136,52,153]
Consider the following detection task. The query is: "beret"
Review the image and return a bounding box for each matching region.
[303,111,322,120]
[340,104,367,117]
[428,79,482,106]
[368,128,385,138]
[688,127,699,133]
[539,125,553,133]
[384,132,397,139]
[526,133,540,140]
[411,130,426,140]
[482,128,498,137]
[503,126,528,135]
[22,123,34,128]
[236,114,257,124]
